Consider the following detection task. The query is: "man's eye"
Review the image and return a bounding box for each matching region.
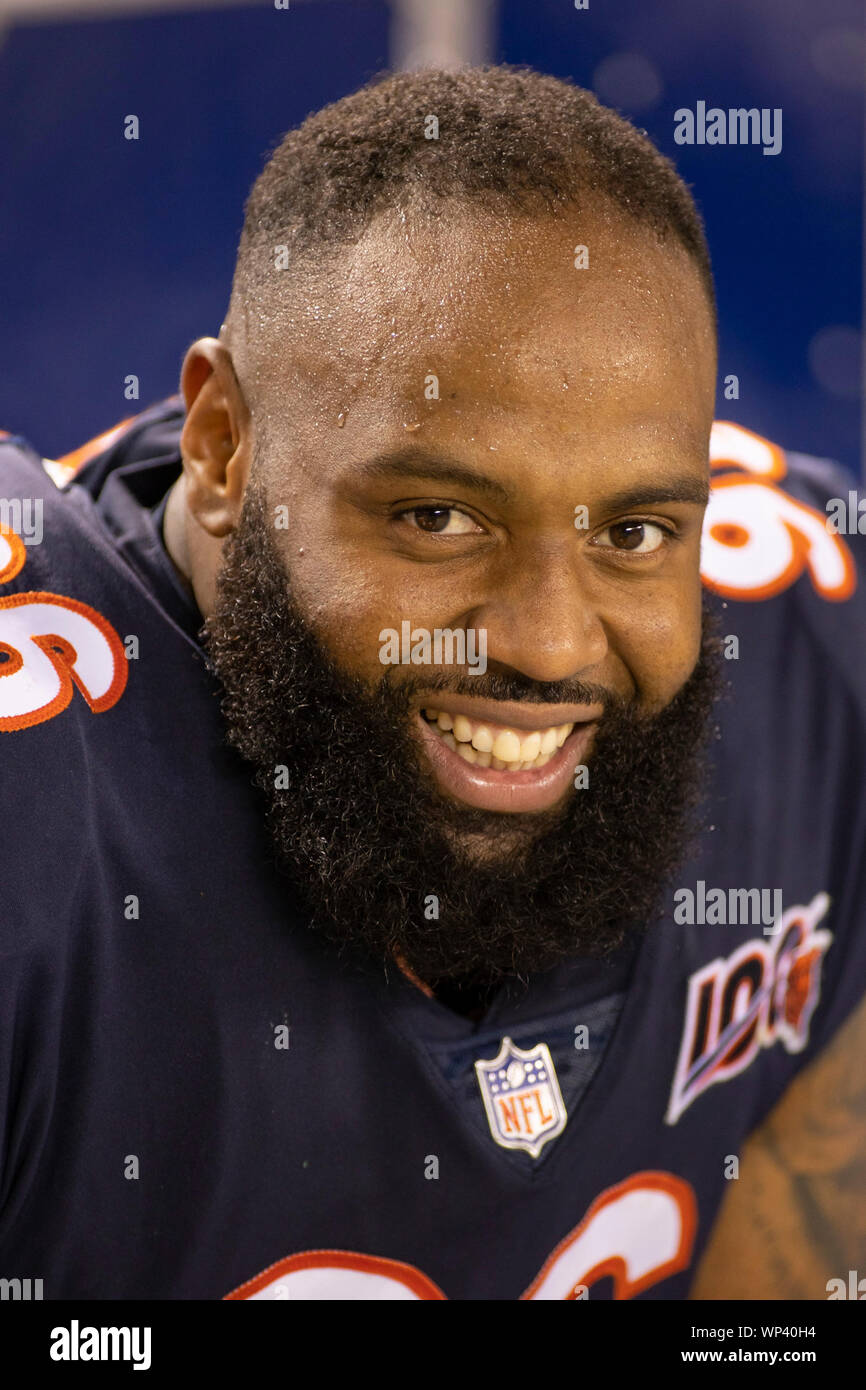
[593,520,671,554]
[399,506,480,535]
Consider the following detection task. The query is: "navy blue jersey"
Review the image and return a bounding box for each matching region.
[0,403,864,1300]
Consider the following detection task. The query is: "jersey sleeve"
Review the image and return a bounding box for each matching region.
[702,424,866,1065]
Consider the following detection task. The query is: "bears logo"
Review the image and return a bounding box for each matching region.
[665,892,833,1124]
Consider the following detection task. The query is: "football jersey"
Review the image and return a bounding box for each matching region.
[0,401,864,1301]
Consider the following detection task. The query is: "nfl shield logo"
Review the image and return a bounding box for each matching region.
[474,1037,567,1158]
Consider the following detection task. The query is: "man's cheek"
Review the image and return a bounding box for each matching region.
[306,611,382,678]
[299,596,405,683]
[619,611,702,706]
[299,576,462,679]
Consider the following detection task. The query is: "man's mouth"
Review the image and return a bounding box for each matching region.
[414,698,604,814]
[421,708,573,770]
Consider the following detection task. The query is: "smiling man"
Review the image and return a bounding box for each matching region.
[172,70,719,1002]
[1,67,864,1302]
[186,176,720,999]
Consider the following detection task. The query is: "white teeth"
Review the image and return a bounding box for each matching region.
[519,731,541,762]
[539,728,558,756]
[491,730,521,762]
[427,710,578,773]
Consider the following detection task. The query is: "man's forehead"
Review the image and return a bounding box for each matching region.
[251,203,715,442]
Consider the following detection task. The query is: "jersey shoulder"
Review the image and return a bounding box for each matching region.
[702,421,865,713]
[0,397,193,750]
[703,419,861,603]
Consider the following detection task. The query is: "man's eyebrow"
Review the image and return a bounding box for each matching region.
[356,452,709,512]
[357,451,513,505]
[598,478,710,512]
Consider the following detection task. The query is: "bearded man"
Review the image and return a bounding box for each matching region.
[1,66,863,1301]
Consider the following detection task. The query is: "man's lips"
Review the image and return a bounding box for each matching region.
[412,694,604,732]
[414,699,603,814]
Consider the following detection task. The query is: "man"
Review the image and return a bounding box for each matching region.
[0,66,863,1301]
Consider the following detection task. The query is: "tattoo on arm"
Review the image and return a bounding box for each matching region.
[690,991,866,1299]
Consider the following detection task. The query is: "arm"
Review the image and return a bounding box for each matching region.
[690,990,866,1299]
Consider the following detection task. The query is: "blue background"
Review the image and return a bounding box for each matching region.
[0,0,861,473]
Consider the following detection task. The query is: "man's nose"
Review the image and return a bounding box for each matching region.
[462,543,609,686]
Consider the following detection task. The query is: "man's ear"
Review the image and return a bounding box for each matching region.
[179,338,251,539]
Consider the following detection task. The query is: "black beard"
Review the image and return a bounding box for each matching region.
[201,482,724,992]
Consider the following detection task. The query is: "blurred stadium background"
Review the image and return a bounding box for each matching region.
[0,0,861,475]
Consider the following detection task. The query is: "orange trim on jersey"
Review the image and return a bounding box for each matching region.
[708,521,749,548]
[51,394,184,479]
[702,523,811,602]
[392,951,435,999]
[223,1248,447,1301]
[702,475,857,603]
[519,1171,697,1301]
[54,415,138,476]
[710,420,787,480]
[0,642,23,677]
[0,526,26,583]
[0,590,128,731]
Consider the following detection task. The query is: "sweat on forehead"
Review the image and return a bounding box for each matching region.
[223,64,716,417]
[228,200,715,448]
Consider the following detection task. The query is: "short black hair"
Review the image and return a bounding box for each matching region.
[230,64,715,334]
